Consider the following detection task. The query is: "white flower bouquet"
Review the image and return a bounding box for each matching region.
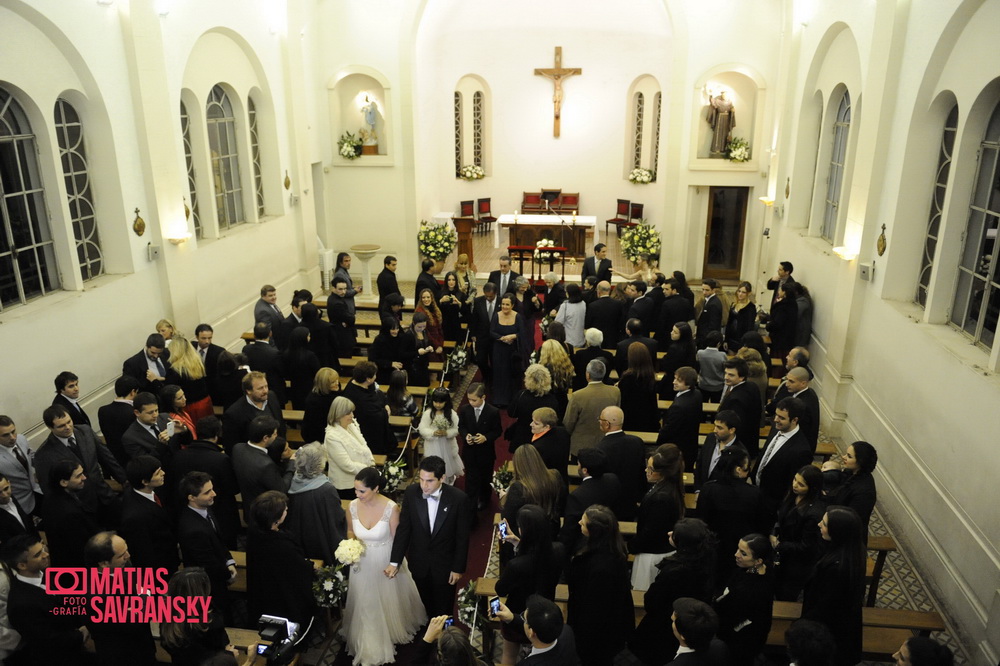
[312,564,348,608]
[431,415,452,432]
[337,131,362,160]
[491,460,514,495]
[335,537,366,567]
[417,221,457,261]
[628,167,654,184]
[448,346,469,371]
[533,238,562,263]
[620,222,662,265]
[726,136,751,162]
[456,579,487,632]
[459,164,485,181]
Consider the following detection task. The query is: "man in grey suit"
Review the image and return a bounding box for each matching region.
[0,415,43,515]
[121,392,175,463]
[34,405,125,515]
[564,359,621,458]
[254,284,284,345]
[231,415,294,510]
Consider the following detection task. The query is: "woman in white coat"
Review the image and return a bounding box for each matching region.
[324,396,376,500]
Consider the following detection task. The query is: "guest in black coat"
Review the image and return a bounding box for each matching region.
[457,383,502,512]
[557,448,619,553]
[696,279,724,348]
[658,322,697,400]
[301,367,341,444]
[220,371,287,456]
[570,328,614,390]
[584,282,625,348]
[495,504,566,661]
[52,370,91,426]
[246,491,316,631]
[285,443,348,564]
[719,357,764,460]
[122,333,176,393]
[376,255,401,311]
[168,416,241,549]
[301,302,339,371]
[617,341,660,433]
[656,278,696,344]
[713,534,774,666]
[177,471,236,617]
[160,568,232,666]
[580,244,612,285]
[725,281,759,353]
[327,277,358,360]
[213,351,249,411]
[697,445,765,585]
[802,507,866,666]
[823,440,878,539]
[595,406,646,521]
[541,272,567,318]
[119,455,180,576]
[0,475,38,542]
[341,361,396,457]
[771,465,827,601]
[615,318,658,375]
[657,367,704,469]
[766,281,799,362]
[42,460,102,566]
[440,271,469,342]
[526,407,571,487]
[281,327,321,410]
[668,598,729,666]
[368,317,415,385]
[566,505,633,666]
[630,518,717,666]
[629,444,685,591]
[99,376,142,466]
[415,257,442,304]
[495,595,581,666]
[507,365,559,453]
[242,321,286,405]
[470,283,499,383]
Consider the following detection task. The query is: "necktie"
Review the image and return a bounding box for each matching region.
[475,408,482,422]
[200,348,207,361]
[487,301,493,319]
[207,512,219,533]
[67,437,83,461]
[156,359,165,378]
[272,304,281,316]
[154,494,163,507]
[756,433,784,484]
[501,275,507,295]
[12,446,30,474]
[721,385,731,403]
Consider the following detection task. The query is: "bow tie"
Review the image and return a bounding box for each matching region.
[423,492,442,501]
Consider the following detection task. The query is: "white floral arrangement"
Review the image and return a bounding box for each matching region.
[431,415,452,432]
[459,164,485,181]
[628,167,654,184]
[312,564,348,608]
[447,345,469,371]
[337,131,362,160]
[533,238,562,263]
[417,220,458,261]
[379,458,407,495]
[620,222,662,264]
[726,136,751,163]
[491,460,514,495]
[359,127,378,145]
[456,579,487,631]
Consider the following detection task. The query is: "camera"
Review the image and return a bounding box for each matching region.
[255,615,303,664]
[489,596,501,617]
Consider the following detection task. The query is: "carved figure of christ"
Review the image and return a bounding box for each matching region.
[534,46,582,138]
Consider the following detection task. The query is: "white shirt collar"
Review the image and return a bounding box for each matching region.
[675,646,696,658]
[14,572,44,589]
[246,395,268,411]
[134,488,157,503]
[189,505,209,520]
[61,394,80,406]
[529,639,559,657]
[675,388,690,397]
[606,429,624,435]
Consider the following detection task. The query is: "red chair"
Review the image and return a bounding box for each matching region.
[618,202,644,238]
[606,199,631,237]
[558,193,580,214]
[477,198,497,234]
[522,192,543,214]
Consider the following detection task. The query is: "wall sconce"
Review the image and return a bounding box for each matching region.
[759,196,775,207]
[154,0,170,17]
[832,246,859,261]
[166,232,192,245]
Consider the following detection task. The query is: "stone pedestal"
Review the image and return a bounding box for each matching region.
[350,243,380,301]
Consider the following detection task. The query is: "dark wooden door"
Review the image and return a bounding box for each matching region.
[702,186,749,280]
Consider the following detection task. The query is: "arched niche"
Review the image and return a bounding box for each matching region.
[624,75,662,180]
[328,67,392,165]
[691,67,764,167]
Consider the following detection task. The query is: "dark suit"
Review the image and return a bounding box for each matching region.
[377,267,400,310]
[121,419,171,462]
[656,294,696,342]
[98,400,135,466]
[415,270,441,304]
[341,382,395,456]
[585,297,625,348]
[52,394,91,427]
[34,424,125,513]
[614,334,658,375]
[119,490,180,575]
[558,473,621,550]
[221,393,287,455]
[327,294,358,359]
[458,402,501,509]
[168,440,241,549]
[231,443,293,509]
[42,490,102,566]
[580,256,611,284]
[7,576,87,663]
[178,506,232,610]
[693,435,739,490]
[518,624,581,665]
[488,269,520,296]
[0,497,38,542]
[596,432,646,520]
[752,429,812,517]
[530,426,571,486]
[657,388,704,469]
[795,387,821,452]
[571,347,614,391]
[627,295,656,335]
[696,295,723,347]
[390,483,471,617]
[720,382,763,459]
[666,640,729,666]
[122,349,174,392]
[242,340,286,404]
[193,340,225,403]
[471,295,499,378]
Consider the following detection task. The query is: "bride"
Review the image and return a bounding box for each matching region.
[341,467,427,665]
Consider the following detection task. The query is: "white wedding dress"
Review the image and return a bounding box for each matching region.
[341,499,427,666]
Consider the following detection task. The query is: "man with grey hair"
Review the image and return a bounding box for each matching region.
[564,359,621,457]
[488,256,520,296]
[284,442,348,564]
[542,271,566,317]
[585,280,625,347]
[596,406,646,520]
[766,366,820,451]
[572,328,614,391]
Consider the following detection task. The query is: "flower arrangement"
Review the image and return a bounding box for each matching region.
[379,458,407,495]
[726,136,751,163]
[456,579,488,632]
[335,538,366,570]
[533,239,562,264]
[447,345,469,373]
[620,222,662,264]
[628,167,654,184]
[338,131,362,160]
[417,221,458,261]
[431,415,452,432]
[491,460,514,495]
[312,564,348,608]
[458,164,485,181]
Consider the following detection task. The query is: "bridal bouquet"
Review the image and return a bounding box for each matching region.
[629,167,654,184]
[491,460,514,495]
[335,538,366,569]
[447,345,469,372]
[312,565,348,608]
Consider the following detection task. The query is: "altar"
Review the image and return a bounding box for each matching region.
[494,214,598,257]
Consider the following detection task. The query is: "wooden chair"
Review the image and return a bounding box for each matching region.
[540,188,561,213]
[459,200,480,235]
[557,192,579,214]
[606,198,631,237]
[476,198,497,234]
[522,192,543,214]
[616,202,644,237]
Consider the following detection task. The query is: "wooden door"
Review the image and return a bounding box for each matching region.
[702,186,749,280]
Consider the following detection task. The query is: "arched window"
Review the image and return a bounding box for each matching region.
[632,92,645,170]
[652,92,663,177]
[0,88,58,310]
[248,97,264,217]
[916,104,958,307]
[206,85,244,230]
[473,91,484,168]
[454,77,490,178]
[822,91,851,241]
[951,100,1000,349]
[180,101,202,239]
[54,99,103,282]
[453,91,462,177]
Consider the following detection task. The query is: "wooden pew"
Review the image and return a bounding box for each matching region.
[229,550,323,594]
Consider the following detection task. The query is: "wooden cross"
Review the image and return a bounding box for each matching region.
[534,46,582,138]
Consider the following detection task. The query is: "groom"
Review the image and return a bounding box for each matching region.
[387,455,471,617]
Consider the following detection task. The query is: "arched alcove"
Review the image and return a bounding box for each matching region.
[693,70,759,162]
[624,75,662,180]
[328,67,392,165]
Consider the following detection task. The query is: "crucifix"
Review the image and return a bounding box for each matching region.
[534,46,582,138]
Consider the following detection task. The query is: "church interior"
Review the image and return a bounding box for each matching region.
[0,0,998,662]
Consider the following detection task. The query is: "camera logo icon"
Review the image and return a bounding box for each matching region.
[46,568,88,595]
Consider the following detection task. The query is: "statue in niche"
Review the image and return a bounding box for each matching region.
[361,97,379,145]
[707,90,735,156]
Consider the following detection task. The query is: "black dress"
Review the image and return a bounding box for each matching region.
[629,482,682,555]
[369,331,415,385]
[824,470,877,538]
[163,614,230,666]
[301,390,338,444]
[491,313,524,406]
[802,556,864,666]
[282,349,321,409]
[772,495,827,601]
[617,373,660,432]
[725,304,758,352]
[439,288,468,341]
[495,544,565,642]
[404,329,432,387]
[766,297,798,360]
[697,479,766,584]
[567,548,634,666]
[714,568,774,666]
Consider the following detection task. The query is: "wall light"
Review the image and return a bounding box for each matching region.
[166,233,192,245]
[832,246,859,261]
[759,196,775,207]
[154,0,171,17]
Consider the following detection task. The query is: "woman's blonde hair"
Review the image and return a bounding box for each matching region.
[511,445,562,518]
[311,367,340,395]
[538,340,574,389]
[736,347,768,379]
[155,318,177,338]
[523,364,552,397]
[328,396,356,425]
[166,334,205,380]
